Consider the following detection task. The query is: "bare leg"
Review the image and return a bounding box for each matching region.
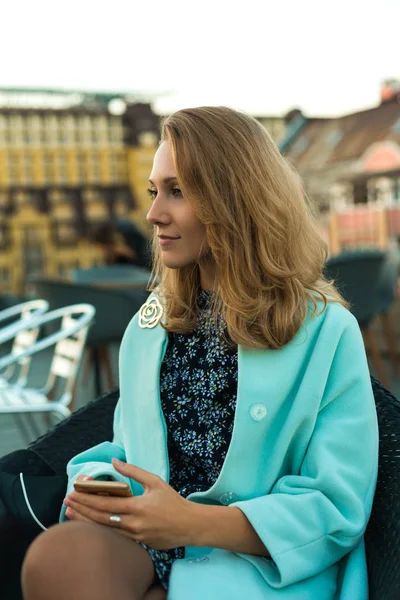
[22,521,159,600]
[144,584,167,599]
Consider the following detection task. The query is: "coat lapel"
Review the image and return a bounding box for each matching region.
[119,298,169,492]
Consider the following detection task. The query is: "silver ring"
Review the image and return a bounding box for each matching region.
[110,515,121,523]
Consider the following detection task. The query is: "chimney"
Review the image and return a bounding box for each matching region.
[381,79,400,104]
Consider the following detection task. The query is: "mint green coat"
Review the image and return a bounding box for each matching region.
[60,296,378,600]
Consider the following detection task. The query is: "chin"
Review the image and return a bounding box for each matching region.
[161,256,197,270]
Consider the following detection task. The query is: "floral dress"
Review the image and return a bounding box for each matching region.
[144,290,238,589]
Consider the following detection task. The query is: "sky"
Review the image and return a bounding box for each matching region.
[2,0,399,117]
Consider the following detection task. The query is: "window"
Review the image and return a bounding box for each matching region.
[91,155,100,181]
[44,115,59,145]
[23,153,33,183]
[7,153,19,182]
[28,115,42,129]
[9,124,23,146]
[0,223,9,250]
[55,155,67,183]
[23,127,33,145]
[52,222,78,247]
[109,154,118,182]
[22,226,46,279]
[14,190,31,206]
[111,124,124,144]
[10,114,24,129]
[0,191,9,211]
[77,152,86,181]
[43,152,55,182]
[138,131,158,147]
[49,189,65,203]
[77,125,91,145]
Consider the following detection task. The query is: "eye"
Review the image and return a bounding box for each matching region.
[147,188,157,201]
[171,187,183,198]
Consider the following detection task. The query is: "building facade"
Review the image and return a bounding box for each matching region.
[281,80,400,213]
[0,89,160,294]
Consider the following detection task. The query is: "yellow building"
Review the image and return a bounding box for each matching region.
[0,89,160,295]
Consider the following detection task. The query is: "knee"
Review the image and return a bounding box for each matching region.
[21,522,103,597]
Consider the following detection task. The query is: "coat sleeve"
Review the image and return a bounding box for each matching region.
[231,315,379,588]
[59,400,132,521]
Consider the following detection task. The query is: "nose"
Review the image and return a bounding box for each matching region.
[146,194,171,227]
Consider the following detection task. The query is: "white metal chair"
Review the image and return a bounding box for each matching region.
[0,299,50,388]
[0,304,95,441]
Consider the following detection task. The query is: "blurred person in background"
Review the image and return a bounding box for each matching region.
[91,219,151,269]
[22,107,378,600]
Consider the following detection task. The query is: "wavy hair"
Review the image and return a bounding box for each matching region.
[149,106,347,349]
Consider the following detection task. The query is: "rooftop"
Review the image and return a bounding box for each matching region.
[284,99,400,171]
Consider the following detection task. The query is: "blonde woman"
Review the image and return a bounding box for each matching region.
[22,107,378,600]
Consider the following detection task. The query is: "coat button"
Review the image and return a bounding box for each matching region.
[187,556,209,564]
[219,491,238,505]
[250,403,267,421]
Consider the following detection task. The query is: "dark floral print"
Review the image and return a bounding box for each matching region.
[144,291,238,589]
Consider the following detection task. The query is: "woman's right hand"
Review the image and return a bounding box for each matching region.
[65,475,95,523]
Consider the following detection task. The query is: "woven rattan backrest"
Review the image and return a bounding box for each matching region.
[366,377,400,600]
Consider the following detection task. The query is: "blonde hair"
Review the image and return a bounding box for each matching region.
[150,106,347,349]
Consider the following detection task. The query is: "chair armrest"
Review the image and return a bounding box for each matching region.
[0,304,95,370]
[0,319,37,345]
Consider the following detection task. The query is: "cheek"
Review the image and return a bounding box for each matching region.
[178,210,206,245]
[187,223,207,253]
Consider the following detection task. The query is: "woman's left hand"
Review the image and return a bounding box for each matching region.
[63,459,198,550]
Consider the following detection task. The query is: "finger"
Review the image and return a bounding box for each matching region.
[66,491,134,515]
[112,459,159,489]
[66,509,136,542]
[65,497,140,535]
[76,475,94,482]
[65,507,94,523]
[65,498,121,528]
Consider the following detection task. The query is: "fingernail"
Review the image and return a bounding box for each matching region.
[113,458,123,465]
[82,476,91,481]
[66,508,74,518]
[63,498,71,507]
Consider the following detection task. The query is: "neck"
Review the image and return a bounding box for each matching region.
[199,260,216,291]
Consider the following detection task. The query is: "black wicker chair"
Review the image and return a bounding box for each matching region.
[0,378,399,600]
[0,389,118,600]
[364,377,400,600]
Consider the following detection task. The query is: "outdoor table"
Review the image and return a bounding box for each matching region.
[71,265,152,290]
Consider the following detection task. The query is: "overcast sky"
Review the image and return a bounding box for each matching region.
[2,0,399,117]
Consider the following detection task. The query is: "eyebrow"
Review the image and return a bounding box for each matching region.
[148,177,178,185]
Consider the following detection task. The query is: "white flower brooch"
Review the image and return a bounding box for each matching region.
[138,297,164,329]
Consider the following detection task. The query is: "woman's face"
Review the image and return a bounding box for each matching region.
[147,141,209,272]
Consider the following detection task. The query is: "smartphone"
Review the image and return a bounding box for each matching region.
[74,480,133,497]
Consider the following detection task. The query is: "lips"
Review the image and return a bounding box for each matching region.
[158,235,180,248]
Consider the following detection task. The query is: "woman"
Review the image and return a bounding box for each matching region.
[21,107,378,600]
